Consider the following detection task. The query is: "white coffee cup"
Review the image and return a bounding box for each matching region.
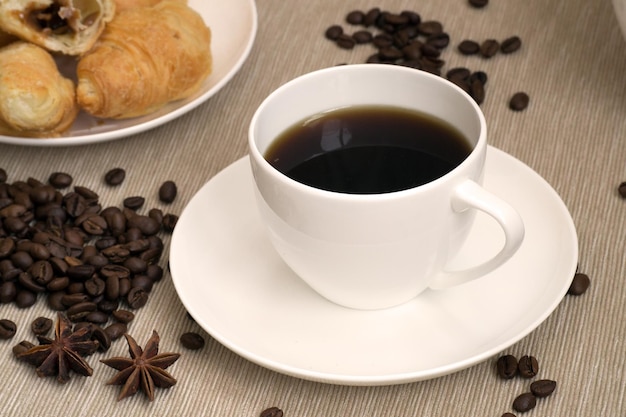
[248,64,524,310]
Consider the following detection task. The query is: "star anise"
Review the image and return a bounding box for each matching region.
[16,313,98,384]
[101,330,180,401]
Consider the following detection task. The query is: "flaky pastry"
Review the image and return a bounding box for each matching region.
[76,0,212,119]
[0,42,78,137]
[113,0,185,13]
[0,0,116,55]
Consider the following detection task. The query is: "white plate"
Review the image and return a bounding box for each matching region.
[0,0,258,147]
[170,147,578,385]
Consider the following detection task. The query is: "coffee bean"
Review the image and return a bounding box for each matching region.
[501,414,516,417]
[324,25,343,40]
[512,392,536,412]
[501,36,522,54]
[364,8,381,26]
[480,39,500,58]
[0,168,6,183]
[123,196,145,210]
[336,34,356,49]
[372,33,393,48]
[48,172,73,189]
[15,290,36,308]
[180,332,206,350]
[127,287,148,309]
[470,78,485,105]
[111,309,135,324]
[518,355,539,378]
[530,379,557,398]
[496,354,518,379]
[158,180,177,203]
[346,10,365,25]
[91,324,111,351]
[74,186,99,201]
[509,92,530,111]
[260,407,284,417]
[458,39,479,55]
[162,213,178,232]
[104,168,126,186]
[469,0,489,8]
[12,340,35,356]
[0,319,17,339]
[352,30,373,44]
[568,272,590,295]
[104,322,127,341]
[31,316,53,335]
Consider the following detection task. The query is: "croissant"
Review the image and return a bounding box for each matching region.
[0,42,78,137]
[76,1,212,119]
[113,0,185,13]
[0,29,17,47]
[0,0,116,55]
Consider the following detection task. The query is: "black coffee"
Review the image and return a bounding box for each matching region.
[265,105,472,194]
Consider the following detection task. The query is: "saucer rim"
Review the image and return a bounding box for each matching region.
[170,146,578,385]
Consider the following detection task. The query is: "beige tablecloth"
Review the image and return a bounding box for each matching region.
[1,0,625,415]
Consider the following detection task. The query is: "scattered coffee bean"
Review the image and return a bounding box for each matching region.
[111,309,135,324]
[480,39,500,58]
[158,180,178,203]
[458,39,480,55]
[104,168,126,186]
[518,355,539,378]
[31,316,53,335]
[618,181,626,198]
[324,25,343,40]
[0,319,17,339]
[509,92,530,111]
[336,33,356,49]
[91,324,111,351]
[501,414,516,417]
[104,322,127,341]
[501,36,522,54]
[353,30,373,44]
[530,379,557,398]
[469,0,489,8]
[512,392,536,412]
[123,196,145,210]
[496,354,518,379]
[180,332,206,350]
[260,407,284,417]
[346,10,365,25]
[0,168,7,182]
[568,272,590,295]
[12,340,35,356]
[48,172,73,189]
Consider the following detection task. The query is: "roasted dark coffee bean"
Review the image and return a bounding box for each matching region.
[496,354,518,379]
[12,340,35,356]
[102,244,131,263]
[146,264,164,282]
[384,13,409,26]
[501,413,516,417]
[378,46,403,61]
[469,0,489,7]
[518,355,539,378]
[97,299,119,314]
[162,213,178,232]
[4,216,28,233]
[180,332,205,350]
[470,78,485,105]
[509,92,530,111]
[29,260,54,285]
[0,281,17,303]
[346,10,365,25]
[105,275,120,300]
[148,208,164,224]
[372,33,393,48]
[400,10,421,25]
[417,20,443,36]
[530,379,557,398]
[104,322,127,340]
[0,319,17,339]
[85,276,106,297]
[74,186,99,201]
[85,310,109,324]
[568,272,590,295]
[66,301,98,320]
[0,168,6,183]
[0,237,16,257]
[11,250,33,269]
[363,8,381,26]
[469,71,488,85]
[48,172,73,189]
[619,182,626,198]
[67,264,96,281]
[336,34,356,49]
[123,239,151,253]
[28,242,50,260]
[127,287,148,309]
[458,39,479,55]
[512,393,536,412]
[123,196,145,210]
[131,275,153,292]
[47,291,65,310]
[31,316,53,335]
[480,39,500,58]
[63,192,87,217]
[324,25,343,40]
[18,272,46,293]
[446,67,471,82]
[124,257,148,274]
[91,324,111,351]
[501,36,522,54]
[426,33,450,49]
[260,407,284,417]
[16,289,37,307]
[127,215,160,236]
[47,276,70,292]
[352,30,373,44]
[111,309,135,324]
[420,43,441,58]
[30,185,57,205]
[104,168,126,186]
[158,181,178,203]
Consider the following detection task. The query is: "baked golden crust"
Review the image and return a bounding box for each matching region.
[0,0,116,55]
[76,0,212,119]
[0,42,78,137]
[113,0,186,13]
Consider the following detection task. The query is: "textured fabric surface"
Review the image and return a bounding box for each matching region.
[1,0,625,415]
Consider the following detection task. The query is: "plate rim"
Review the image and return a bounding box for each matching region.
[0,0,258,147]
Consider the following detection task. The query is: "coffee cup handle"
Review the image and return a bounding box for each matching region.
[430,179,525,290]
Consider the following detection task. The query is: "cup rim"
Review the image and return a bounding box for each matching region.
[248,64,487,200]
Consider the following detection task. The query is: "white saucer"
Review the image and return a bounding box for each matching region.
[170,147,578,385]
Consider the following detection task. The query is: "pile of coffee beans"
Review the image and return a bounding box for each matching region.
[0,167,179,346]
[495,354,557,414]
[323,7,529,111]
